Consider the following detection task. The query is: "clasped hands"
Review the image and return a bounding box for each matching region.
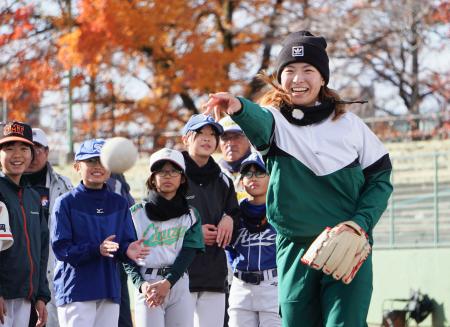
[141,280,171,308]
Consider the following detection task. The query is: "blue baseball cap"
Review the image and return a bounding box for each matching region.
[75,139,105,161]
[182,114,224,135]
[240,152,266,173]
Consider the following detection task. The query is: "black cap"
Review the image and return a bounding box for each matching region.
[0,121,33,146]
[275,31,330,84]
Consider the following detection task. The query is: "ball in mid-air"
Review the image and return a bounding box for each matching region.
[100,137,138,173]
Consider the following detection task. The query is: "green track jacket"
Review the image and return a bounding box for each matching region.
[232,98,393,242]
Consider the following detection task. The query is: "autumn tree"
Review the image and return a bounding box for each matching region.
[55,0,284,141]
[1,0,448,145]
[0,0,61,122]
[323,0,450,116]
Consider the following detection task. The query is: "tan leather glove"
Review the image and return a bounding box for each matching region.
[301,221,371,284]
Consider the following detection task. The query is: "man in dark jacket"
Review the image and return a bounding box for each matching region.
[24,128,73,327]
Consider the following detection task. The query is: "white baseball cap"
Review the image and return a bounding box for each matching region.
[149,148,185,173]
[219,116,243,133]
[32,128,49,147]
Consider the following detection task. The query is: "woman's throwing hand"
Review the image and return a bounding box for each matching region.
[203,93,242,120]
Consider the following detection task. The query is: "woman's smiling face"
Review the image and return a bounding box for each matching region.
[280,62,324,107]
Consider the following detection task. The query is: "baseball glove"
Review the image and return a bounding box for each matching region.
[301,221,371,284]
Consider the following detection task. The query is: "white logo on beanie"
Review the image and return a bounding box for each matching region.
[292,46,304,57]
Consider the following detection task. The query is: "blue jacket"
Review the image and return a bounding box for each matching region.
[51,183,136,306]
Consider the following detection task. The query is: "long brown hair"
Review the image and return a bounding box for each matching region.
[256,72,346,121]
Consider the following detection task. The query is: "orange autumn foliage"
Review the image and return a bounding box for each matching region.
[1,0,266,132]
[2,0,447,138]
[0,58,59,120]
[0,3,60,116]
[54,0,262,135]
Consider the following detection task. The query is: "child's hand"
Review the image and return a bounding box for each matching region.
[126,239,150,262]
[202,224,218,246]
[145,279,171,308]
[217,215,233,248]
[203,93,242,120]
[100,235,119,258]
[35,299,47,327]
[145,289,159,308]
[140,281,151,294]
[0,296,6,324]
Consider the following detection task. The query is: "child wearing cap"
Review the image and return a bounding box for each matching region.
[181,114,240,327]
[227,152,280,327]
[217,115,253,326]
[205,31,393,326]
[124,148,204,327]
[0,121,50,327]
[51,138,150,327]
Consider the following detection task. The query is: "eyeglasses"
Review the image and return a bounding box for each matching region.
[220,133,245,142]
[242,171,267,179]
[155,169,182,177]
[82,157,102,167]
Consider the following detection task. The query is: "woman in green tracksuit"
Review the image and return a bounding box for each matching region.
[204,31,393,327]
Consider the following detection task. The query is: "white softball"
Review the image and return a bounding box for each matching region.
[100,137,138,173]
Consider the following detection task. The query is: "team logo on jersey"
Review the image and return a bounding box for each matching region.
[0,224,6,232]
[233,228,276,247]
[96,208,104,214]
[142,223,188,247]
[292,46,304,57]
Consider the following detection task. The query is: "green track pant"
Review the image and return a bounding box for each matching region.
[277,234,373,327]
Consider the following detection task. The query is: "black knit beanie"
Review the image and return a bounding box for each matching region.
[275,31,330,85]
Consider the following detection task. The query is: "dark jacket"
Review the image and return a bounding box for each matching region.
[183,152,240,293]
[0,173,50,303]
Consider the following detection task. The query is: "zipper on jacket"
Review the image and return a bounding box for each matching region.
[19,188,35,299]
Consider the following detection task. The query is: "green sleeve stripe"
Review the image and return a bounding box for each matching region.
[183,207,205,251]
[129,203,143,214]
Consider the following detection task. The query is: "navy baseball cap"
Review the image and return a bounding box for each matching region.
[240,152,266,173]
[75,139,105,161]
[182,114,224,135]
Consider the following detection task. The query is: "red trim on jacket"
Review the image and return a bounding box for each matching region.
[19,188,35,299]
